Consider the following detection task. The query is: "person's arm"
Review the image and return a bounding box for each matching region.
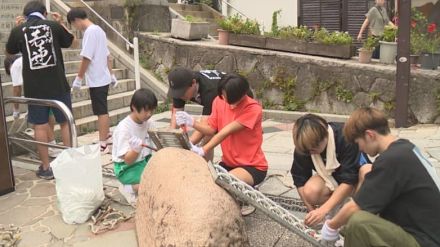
[77,57,91,79]
[189,116,209,144]
[123,150,141,165]
[51,12,74,48]
[200,121,244,154]
[357,18,370,41]
[107,56,113,74]
[170,98,186,129]
[305,183,354,226]
[388,21,396,27]
[192,117,217,136]
[291,151,314,210]
[327,200,361,229]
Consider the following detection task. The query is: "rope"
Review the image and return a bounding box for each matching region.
[0,224,21,247]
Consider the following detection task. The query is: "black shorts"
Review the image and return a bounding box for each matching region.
[219,162,267,186]
[28,93,72,125]
[89,85,109,115]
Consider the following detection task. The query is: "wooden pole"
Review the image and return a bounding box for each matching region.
[395,0,411,127]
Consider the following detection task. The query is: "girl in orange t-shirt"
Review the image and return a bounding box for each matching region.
[176,74,268,186]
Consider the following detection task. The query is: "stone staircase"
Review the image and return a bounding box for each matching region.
[169,3,222,37]
[0,1,136,142]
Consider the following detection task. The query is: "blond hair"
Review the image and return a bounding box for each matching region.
[292,114,328,155]
[343,107,390,143]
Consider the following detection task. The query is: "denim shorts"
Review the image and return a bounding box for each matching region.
[28,93,72,125]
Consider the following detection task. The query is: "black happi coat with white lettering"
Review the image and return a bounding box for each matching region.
[6,16,74,99]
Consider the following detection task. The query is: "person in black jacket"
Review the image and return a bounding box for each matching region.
[291,114,367,227]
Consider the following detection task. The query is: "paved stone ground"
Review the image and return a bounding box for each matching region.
[1,111,440,247]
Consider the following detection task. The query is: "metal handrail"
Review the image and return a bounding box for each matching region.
[218,0,250,19]
[4,97,78,148]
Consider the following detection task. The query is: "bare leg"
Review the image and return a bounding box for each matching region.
[302,175,332,206]
[34,124,50,169]
[47,115,56,142]
[132,184,139,193]
[12,86,22,112]
[97,114,110,142]
[229,167,255,186]
[59,122,71,147]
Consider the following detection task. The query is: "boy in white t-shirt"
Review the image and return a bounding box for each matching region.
[111,88,158,205]
[4,55,23,119]
[67,8,117,154]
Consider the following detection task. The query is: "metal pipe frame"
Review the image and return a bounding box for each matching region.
[4,97,78,148]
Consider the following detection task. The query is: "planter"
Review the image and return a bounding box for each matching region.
[419,53,440,70]
[217,29,229,45]
[265,37,352,59]
[265,37,307,53]
[358,48,373,63]
[306,42,353,59]
[171,19,209,40]
[228,33,267,49]
[410,54,419,65]
[379,41,397,64]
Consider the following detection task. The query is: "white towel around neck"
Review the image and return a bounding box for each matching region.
[311,125,340,191]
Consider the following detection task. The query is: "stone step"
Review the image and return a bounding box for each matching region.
[71,90,133,120]
[0,59,87,80]
[75,107,131,136]
[1,68,127,102]
[169,3,202,12]
[179,9,213,19]
[0,3,26,15]
[2,76,133,116]
[4,90,133,129]
[0,49,82,68]
[6,104,132,138]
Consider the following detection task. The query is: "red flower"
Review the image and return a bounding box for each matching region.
[427,23,436,33]
[411,20,416,28]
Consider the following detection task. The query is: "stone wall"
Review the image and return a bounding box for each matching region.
[138,34,440,124]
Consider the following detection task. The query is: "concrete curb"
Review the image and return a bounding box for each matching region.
[184,104,396,127]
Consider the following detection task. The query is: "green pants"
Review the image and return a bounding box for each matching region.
[113,155,151,184]
[342,211,420,247]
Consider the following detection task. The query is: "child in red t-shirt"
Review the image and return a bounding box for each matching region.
[176,74,268,186]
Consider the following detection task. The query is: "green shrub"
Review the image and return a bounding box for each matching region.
[382,25,397,42]
[217,14,260,35]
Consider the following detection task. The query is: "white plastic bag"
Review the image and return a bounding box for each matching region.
[51,144,105,224]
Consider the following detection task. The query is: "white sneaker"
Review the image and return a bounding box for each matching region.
[240,205,256,216]
[48,147,62,158]
[118,184,137,207]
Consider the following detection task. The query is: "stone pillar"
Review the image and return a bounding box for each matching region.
[136,147,249,247]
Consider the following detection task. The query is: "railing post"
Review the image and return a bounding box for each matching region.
[133,37,141,90]
[46,0,51,14]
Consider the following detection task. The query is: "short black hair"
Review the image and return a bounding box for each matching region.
[3,55,20,76]
[23,0,46,17]
[217,74,253,104]
[67,8,88,24]
[130,88,158,112]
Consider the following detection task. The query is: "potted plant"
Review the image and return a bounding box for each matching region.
[171,15,209,41]
[359,36,379,63]
[379,25,398,64]
[418,23,440,70]
[217,18,232,45]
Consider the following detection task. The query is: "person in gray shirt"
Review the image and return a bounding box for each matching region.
[357,0,395,58]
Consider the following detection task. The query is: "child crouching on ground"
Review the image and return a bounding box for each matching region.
[112,88,157,205]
